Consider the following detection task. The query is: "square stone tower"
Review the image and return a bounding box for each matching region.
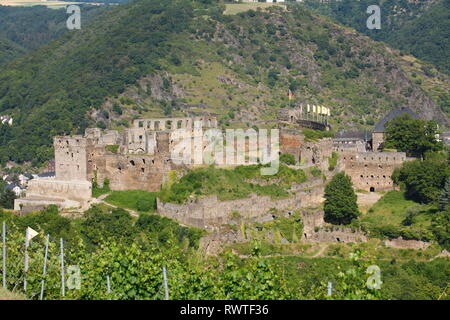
[54,136,88,181]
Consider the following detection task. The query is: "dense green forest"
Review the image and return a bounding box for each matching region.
[301,0,450,75]
[0,35,25,66]
[0,0,448,166]
[0,5,109,67]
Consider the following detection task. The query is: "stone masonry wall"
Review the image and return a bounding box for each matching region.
[156,179,325,229]
[341,152,407,192]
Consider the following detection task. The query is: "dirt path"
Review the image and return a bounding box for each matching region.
[357,192,383,207]
[311,244,328,258]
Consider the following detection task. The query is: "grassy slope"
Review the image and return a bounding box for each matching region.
[361,191,433,228]
[104,190,158,212]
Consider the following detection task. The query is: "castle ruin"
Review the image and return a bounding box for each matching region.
[14,106,414,212]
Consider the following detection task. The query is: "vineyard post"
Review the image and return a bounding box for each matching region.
[2,221,5,289]
[60,238,65,297]
[24,228,29,293]
[163,266,169,300]
[107,274,111,295]
[40,234,49,300]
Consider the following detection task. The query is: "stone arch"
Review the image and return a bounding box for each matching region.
[370,187,375,192]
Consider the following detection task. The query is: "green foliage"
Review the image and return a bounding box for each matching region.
[81,206,134,250]
[0,5,106,67]
[105,144,119,154]
[393,153,450,204]
[302,0,450,76]
[96,121,107,130]
[310,166,322,177]
[92,178,110,198]
[219,248,291,299]
[1,0,443,165]
[328,152,339,171]
[0,206,448,300]
[136,213,205,248]
[159,165,306,204]
[324,172,360,225]
[360,191,437,241]
[303,129,334,142]
[333,249,383,300]
[105,190,158,212]
[272,213,303,243]
[112,103,123,115]
[0,179,16,209]
[280,153,296,165]
[0,0,196,164]
[384,114,443,157]
[438,178,450,212]
[0,36,25,67]
[431,210,450,251]
[0,205,80,247]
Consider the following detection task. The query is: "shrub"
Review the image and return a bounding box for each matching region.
[105,145,119,154]
[280,153,296,165]
[328,152,339,171]
[310,166,322,177]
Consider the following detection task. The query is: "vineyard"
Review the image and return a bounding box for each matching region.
[0,205,448,300]
[0,204,394,300]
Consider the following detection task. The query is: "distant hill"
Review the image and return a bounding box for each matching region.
[0,4,109,66]
[0,35,25,66]
[0,0,448,165]
[301,0,450,75]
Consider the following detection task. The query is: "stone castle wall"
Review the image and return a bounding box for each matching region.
[372,132,384,151]
[156,179,325,229]
[300,138,333,171]
[90,153,172,192]
[25,178,92,201]
[341,151,407,192]
[280,129,304,162]
[333,140,367,153]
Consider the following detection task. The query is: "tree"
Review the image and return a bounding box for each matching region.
[0,180,16,209]
[324,172,360,225]
[431,210,450,251]
[81,206,134,250]
[384,114,443,158]
[392,153,450,204]
[0,188,16,209]
[438,178,450,211]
